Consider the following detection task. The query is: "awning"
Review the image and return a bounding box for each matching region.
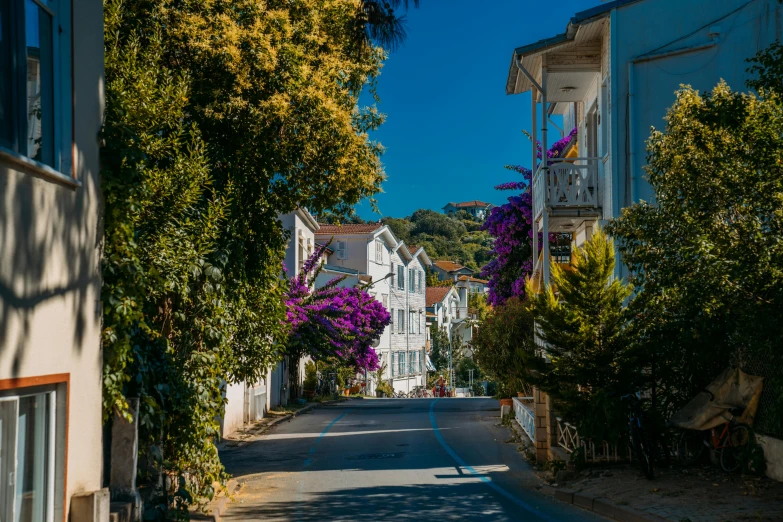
[425,355,436,372]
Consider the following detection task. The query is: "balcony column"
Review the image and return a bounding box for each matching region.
[541,63,550,288]
[531,86,538,275]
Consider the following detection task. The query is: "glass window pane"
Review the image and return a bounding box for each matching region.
[0,1,16,150]
[16,393,51,522]
[1,399,19,522]
[25,0,54,165]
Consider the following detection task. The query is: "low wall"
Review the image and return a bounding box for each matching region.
[758,434,783,482]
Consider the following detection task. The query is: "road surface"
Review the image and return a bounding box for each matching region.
[220,398,602,521]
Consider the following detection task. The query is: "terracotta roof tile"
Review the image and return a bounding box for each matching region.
[458,275,488,284]
[444,200,492,209]
[316,223,383,235]
[426,286,453,306]
[433,260,469,272]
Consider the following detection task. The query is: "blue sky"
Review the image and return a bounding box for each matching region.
[354,0,598,220]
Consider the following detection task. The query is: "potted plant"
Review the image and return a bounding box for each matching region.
[303,361,317,399]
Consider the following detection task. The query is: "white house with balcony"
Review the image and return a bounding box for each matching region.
[506,0,783,475]
[506,0,783,286]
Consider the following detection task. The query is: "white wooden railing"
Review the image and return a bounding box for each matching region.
[557,417,630,463]
[532,158,601,221]
[513,397,536,443]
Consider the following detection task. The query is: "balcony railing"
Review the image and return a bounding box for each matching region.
[532,157,601,221]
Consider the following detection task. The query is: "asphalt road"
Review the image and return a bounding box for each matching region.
[220,398,603,521]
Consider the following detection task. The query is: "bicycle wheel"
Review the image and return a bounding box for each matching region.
[720,424,751,473]
[677,430,706,466]
[632,426,655,479]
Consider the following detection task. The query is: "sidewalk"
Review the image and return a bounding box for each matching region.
[504,420,783,522]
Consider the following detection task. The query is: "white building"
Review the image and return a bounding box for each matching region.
[442,201,493,219]
[506,0,783,479]
[222,209,319,437]
[316,224,432,394]
[506,0,783,282]
[0,0,108,519]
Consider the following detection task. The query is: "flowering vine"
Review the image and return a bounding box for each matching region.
[480,128,577,305]
[285,244,389,372]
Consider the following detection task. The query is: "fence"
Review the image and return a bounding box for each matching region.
[513,397,535,443]
[556,418,629,463]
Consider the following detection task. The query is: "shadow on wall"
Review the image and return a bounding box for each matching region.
[0,150,100,377]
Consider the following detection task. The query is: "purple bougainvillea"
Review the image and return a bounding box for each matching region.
[480,128,577,306]
[285,244,389,371]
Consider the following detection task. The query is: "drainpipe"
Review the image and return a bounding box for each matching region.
[627,39,719,208]
[531,86,538,276]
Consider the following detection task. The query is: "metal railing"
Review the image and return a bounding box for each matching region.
[513,397,536,443]
[532,157,601,221]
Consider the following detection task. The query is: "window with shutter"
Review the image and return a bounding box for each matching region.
[336,241,346,260]
[390,262,395,286]
[398,265,404,290]
[398,310,404,333]
[391,353,397,376]
[409,310,414,334]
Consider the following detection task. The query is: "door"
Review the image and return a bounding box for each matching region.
[0,398,19,522]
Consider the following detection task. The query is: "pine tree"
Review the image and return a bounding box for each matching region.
[528,228,634,441]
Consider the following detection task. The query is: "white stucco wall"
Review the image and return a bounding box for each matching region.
[0,0,105,517]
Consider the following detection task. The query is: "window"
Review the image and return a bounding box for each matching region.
[398,352,406,376]
[391,353,397,376]
[397,265,405,290]
[390,308,394,329]
[409,309,415,334]
[418,311,422,334]
[382,294,388,309]
[390,262,395,286]
[419,270,423,293]
[586,100,599,158]
[375,240,384,263]
[398,309,404,334]
[335,240,346,260]
[0,390,56,522]
[409,352,415,374]
[1,0,71,171]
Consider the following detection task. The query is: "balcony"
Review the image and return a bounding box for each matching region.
[532,157,602,230]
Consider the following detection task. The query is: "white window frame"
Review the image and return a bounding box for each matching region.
[399,352,406,376]
[0,0,74,182]
[409,309,415,334]
[398,309,404,334]
[375,240,384,263]
[397,265,405,290]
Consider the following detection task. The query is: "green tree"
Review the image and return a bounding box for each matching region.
[472,297,537,398]
[608,82,783,429]
[528,229,634,441]
[429,324,451,373]
[102,0,391,515]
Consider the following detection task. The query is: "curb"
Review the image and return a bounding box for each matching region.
[540,486,667,522]
[190,479,243,522]
[223,398,349,450]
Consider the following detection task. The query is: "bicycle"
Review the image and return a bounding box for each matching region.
[676,392,751,472]
[622,392,664,479]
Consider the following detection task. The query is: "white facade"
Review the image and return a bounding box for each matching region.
[507,0,783,282]
[0,0,106,519]
[315,225,432,395]
[222,209,319,437]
